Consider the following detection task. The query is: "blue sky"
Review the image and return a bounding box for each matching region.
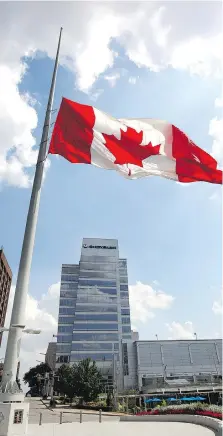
[1,54,222,337]
[0,2,222,370]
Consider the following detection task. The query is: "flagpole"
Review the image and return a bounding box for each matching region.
[0,27,63,401]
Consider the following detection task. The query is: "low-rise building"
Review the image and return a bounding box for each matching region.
[45,342,56,371]
[124,339,222,392]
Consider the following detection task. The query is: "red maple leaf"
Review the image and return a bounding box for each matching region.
[103,126,161,167]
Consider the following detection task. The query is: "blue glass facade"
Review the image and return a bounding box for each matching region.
[56,238,132,385]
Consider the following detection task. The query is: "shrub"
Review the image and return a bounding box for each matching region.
[136,404,222,420]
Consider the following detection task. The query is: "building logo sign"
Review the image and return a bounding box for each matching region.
[83,244,116,250]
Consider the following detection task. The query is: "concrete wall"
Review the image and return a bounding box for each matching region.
[120,414,222,433]
[26,418,222,436]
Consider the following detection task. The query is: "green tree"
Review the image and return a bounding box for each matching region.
[23,362,50,394]
[55,364,76,402]
[73,358,103,403]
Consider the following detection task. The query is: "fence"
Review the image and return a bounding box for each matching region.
[38,409,103,425]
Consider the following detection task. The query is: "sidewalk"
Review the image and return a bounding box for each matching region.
[41,399,130,417]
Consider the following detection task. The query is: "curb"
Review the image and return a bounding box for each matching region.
[120,414,223,434]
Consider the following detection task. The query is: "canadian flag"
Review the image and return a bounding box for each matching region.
[49,97,222,184]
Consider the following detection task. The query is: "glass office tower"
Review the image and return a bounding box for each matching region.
[56,238,132,389]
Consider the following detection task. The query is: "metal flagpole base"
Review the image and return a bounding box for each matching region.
[0,381,24,403]
[0,393,25,403]
[0,402,29,436]
[0,382,29,436]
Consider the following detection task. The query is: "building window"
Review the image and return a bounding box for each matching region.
[61,283,78,290]
[73,323,118,331]
[120,285,128,292]
[13,410,23,424]
[58,316,74,324]
[122,317,131,324]
[80,256,116,263]
[120,277,128,284]
[80,262,116,272]
[70,352,119,361]
[78,288,117,295]
[119,260,127,268]
[60,299,76,307]
[77,295,117,304]
[75,304,117,312]
[75,314,118,322]
[59,307,75,315]
[72,342,119,351]
[62,266,79,274]
[72,333,119,341]
[61,274,79,282]
[78,279,117,287]
[79,271,116,279]
[57,334,73,343]
[121,309,130,316]
[56,355,70,363]
[121,319,131,329]
[58,326,73,333]
[120,292,129,298]
[56,344,71,353]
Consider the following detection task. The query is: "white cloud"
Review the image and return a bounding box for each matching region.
[1,282,60,382]
[170,34,223,78]
[128,76,137,85]
[0,2,222,188]
[215,95,223,108]
[209,189,222,202]
[89,89,104,102]
[212,301,222,315]
[104,72,121,88]
[209,116,223,168]
[0,64,38,188]
[166,321,195,340]
[212,290,223,315]
[149,6,171,49]
[129,281,174,324]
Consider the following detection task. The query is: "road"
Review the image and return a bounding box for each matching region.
[26,398,119,424]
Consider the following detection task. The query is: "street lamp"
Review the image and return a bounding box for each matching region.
[0,325,41,401]
[0,325,41,335]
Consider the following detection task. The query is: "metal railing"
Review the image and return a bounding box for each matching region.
[38,409,103,425]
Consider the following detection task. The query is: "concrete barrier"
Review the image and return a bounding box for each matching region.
[26,420,222,436]
[120,414,222,434]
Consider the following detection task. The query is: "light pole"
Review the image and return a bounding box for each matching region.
[0,325,41,401]
[38,351,55,403]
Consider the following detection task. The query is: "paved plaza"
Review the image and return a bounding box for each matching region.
[27,398,119,424]
[26,398,216,435]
